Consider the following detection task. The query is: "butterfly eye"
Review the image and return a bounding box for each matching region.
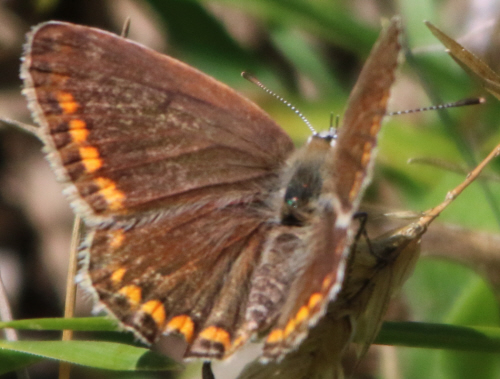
[286,197,299,208]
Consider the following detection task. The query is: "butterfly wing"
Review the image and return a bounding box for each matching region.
[260,17,401,360]
[237,307,352,379]
[333,18,401,214]
[22,22,295,357]
[83,205,270,353]
[235,224,420,379]
[22,22,294,226]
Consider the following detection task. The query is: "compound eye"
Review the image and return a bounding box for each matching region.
[286,196,299,208]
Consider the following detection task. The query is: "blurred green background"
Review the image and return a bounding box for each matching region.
[0,0,499,378]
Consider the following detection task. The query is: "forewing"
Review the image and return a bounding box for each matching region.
[261,17,401,360]
[21,22,294,226]
[332,18,401,214]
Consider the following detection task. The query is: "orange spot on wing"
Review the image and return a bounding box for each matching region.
[110,229,125,248]
[79,146,99,159]
[110,267,126,284]
[70,129,89,143]
[69,119,88,143]
[361,141,373,166]
[349,170,364,202]
[308,292,323,310]
[141,300,166,327]
[283,318,296,338]
[69,119,86,129]
[322,275,333,290]
[199,326,231,352]
[295,306,310,324]
[369,115,382,135]
[94,177,125,210]
[166,315,195,343]
[79,146,102,172]
[231,335,246,351]
[266,328,283,344]
[118,285,142,306]
[57,92,79,114]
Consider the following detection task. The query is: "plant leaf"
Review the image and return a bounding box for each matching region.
[0,340,182,373]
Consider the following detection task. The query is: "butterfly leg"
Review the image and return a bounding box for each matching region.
[353,212,376,259]
[202,362,215,379]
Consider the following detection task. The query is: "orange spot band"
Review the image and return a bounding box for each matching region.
[295,306,310,324]
[308,292,323,310]
[166,315,195,343]
[110,229,125,248]
[199,326,231,352]
[69,119,86,129]
[94,177,125,210]
[349,171,364,202]
[283,318,296,338]
[266,329,283,344]
[79,146,102,173]
[110,267,126,284]
[141,300,166,327]
[70,129,89,143]
[118,285,141,306]
[69,119,88,143]
[322,275,332,290]
[57,92,79,114]
[369,115,382,135]
[361,141,373,166]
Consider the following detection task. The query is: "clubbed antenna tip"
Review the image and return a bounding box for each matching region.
[387,97,485,116]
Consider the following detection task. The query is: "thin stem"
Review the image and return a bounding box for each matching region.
[58,216,82,379]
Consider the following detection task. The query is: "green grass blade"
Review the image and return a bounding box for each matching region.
[0,340,182,372]
[0,317,117,331]
[376,321,500,352]
[0,349,43,375]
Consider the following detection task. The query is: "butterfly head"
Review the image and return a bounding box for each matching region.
[312,127,338,147]
[281,133,335,226]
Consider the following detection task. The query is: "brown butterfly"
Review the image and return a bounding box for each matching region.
[235,139,500,378]
[20,17,401,361]
[236,222,422,379]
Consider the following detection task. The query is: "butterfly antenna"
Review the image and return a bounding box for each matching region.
[386,97,485,116]
[328,113,340,138]
[242,71,317,134]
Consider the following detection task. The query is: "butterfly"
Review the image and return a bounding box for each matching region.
[236,220,423,379]
[20,16,400,361]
